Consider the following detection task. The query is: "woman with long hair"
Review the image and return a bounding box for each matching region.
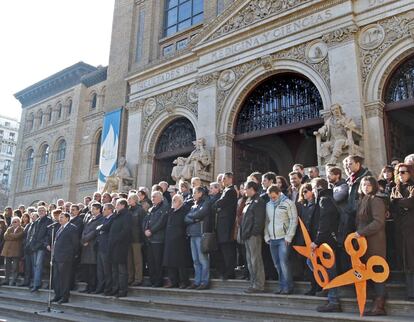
[355,176,387,315]
[390,163,414,301]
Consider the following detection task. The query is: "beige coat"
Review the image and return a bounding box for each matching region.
[1,226,24,258]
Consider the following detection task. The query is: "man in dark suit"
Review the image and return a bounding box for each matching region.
[214,172,238,280]
[51,212,79,304]
[108,199,132,297]
[95,203,115,295]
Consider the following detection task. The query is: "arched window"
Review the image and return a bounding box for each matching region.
[57,104,62,119]
[46,106,52,123]
[54,139,66,182]
[385,57,414,103]
[23,149,34,188]
[91,93,97,109]
[235,74,323,135]
[38,110,44,127]
[37,145,49,186]
[95,130,102,166]
[67,100,72,116]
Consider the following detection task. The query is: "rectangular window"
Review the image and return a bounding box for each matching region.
[163,44,175,56]
[164,0,203,37]
[4,160,11,171]
[6,145,13,155]
[2,173,8,185]
[9,133,15,141]
[135,7,145,63]
[5,122,10,127]
[54,162,64,183]
[37,165,47,185]
[176,38,189,51]
[23,170,31,188]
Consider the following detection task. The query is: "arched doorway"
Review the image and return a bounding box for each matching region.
[153,117,196,184]
[233,73,324,183]
[384,55,414,161]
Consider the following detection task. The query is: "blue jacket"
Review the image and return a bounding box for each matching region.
[185,197,211,237]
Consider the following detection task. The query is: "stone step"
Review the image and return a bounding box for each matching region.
[1,285,413,321]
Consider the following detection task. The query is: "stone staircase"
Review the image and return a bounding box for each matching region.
[0,273,412,322]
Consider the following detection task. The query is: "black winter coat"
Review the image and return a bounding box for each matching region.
[81,214,104,265]
[143,201,169,244]
[96,215,114,254]
[108,208,132,264]
[346,167,372,233]
[129,204,146,243]
[29,215,53,252]
[163,206,189,268]
[214,185,237,243]
[70,215,84,239]
[313,189,340,250]
[241,194,266,241]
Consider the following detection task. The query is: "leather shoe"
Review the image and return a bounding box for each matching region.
[79,289,89,293]
[30,287,40,292]
[316,302,342,313]
[109,289,119,296]
[51,297,61,303]
[186,283,198,289]
[163,282,178,288]
[57,298,69,304]
[196,284,209,290]
[131,281,142,287]
[116,292,127,298]
[92,289,103,294]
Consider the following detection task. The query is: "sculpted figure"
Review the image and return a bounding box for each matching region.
[103,157,133,193]
[314,104,358,165]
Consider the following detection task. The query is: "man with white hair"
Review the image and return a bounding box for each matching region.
[404,153,414,165]
[143,191,169,287]
[159,181,172,205]
[28,206,52,292]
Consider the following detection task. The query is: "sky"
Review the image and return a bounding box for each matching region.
[0,0,115,122]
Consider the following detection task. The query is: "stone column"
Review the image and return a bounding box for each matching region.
[364,101,387,174]
[196,82,217,147]
[324,26,364,123]
[215,133,234,176]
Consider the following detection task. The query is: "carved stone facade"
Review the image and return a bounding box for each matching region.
[10,0,414,204]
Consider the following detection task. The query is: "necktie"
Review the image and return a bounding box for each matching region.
[56,225,64,240]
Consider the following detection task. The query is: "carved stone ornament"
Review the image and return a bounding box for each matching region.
[126,99,145,112]
[306,40,328,64]
[359,24,385,50]
[187,84,199,103]
[171,138,213,184]
[144,98,157,116]
[314,104,363,167]
[217,133,234,147]
[209,0,311,41]
[196,72,220,87]
[218,69,236,91]
[360,11,414,83]
[322,25,359,45]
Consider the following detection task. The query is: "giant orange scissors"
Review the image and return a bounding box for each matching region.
[293,218,336,288]
[323,233,389,316]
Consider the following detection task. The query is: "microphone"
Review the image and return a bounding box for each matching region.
[47,222,59,228]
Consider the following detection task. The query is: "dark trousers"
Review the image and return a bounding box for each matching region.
[97,251,112,292]
[111,263,128,294]
[5,257,19,284]
[218,242,236,279]
[70,255,81,289]
[53,261,72,301]
[23,252,32,285]
[167,267,189,286]
[84,264,97,291]
[147,243,164,286]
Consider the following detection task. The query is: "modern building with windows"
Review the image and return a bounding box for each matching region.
[9,62,107,206]
[10,0,414,205]
[0,115,19,209]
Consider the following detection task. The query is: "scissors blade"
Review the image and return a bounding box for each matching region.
[293,245,310,258]
[355,281,367,317]
[298,218,311,246]
[324,270,357,289]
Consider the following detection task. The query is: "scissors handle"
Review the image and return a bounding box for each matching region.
[344,233,367,258]
[316,243,335,269]
[311,259,331,288]
[366,256,389,283]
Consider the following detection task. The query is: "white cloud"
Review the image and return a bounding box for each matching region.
[0,0,114,121]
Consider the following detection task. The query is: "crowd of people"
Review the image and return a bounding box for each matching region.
[0,153,413,316]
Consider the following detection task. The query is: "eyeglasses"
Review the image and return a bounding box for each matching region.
[302,190,309,194]
[398,170,409,175]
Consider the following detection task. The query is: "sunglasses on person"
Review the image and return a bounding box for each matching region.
[398,170,409,175]
[302,189,309,194]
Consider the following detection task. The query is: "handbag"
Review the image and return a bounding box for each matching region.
[200,221,217,254]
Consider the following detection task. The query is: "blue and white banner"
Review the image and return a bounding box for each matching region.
[98,108,122,191]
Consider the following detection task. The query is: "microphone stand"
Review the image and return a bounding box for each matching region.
[35,223,63,315]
